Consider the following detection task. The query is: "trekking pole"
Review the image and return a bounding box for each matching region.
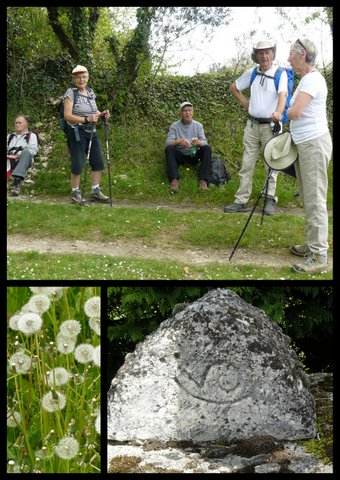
[80,122,95,206]
[261,167,272,225]
[229,171,271,261]
[104,117,113,207]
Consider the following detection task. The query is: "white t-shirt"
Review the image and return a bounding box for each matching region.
[236,65,288,118]
[289,70,329,144]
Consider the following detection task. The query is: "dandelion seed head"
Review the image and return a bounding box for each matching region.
[89,316,101,336]
[60,320,81,338]
[17,312,43,336]
[7,461,20,473]
[41,391,66,413]
[7,410,21,427]
[84,296,101,318]
[55,436,79,460]
[27,294,51,314]
[92,345,100,367]
[20,303,36,314]
[9,351,31,374]
[56,333,76,354]
[47,367,70,387]
[9,314,21,331]
[29,286,66,300]
[74,343,94,364]
[72,373,84,385]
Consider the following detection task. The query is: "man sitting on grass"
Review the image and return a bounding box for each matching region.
[7,115,39,196]
[165,101,212,193]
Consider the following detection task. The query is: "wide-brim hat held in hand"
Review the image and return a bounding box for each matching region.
[251,40,277,63]
[264,132,298,171]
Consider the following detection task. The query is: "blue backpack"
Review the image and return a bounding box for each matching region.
[250,66,294,124]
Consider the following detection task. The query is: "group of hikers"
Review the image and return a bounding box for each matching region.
[7,38,332,274]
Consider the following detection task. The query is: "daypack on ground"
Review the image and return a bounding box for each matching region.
[206,156,231,186]
[250,66,295,124]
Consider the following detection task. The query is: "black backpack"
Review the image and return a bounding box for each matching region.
[206,156,231,186]
[59,87,79,133]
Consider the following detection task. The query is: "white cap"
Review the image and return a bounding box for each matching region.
[72,65,88,75]
[180,101,193,111]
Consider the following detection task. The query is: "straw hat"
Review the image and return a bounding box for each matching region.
[251,41,276,63]
[263,132,298,171]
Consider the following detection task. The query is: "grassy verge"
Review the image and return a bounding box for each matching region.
[22,121,333,209]
[7,252,332,280]
[7,200,333,280]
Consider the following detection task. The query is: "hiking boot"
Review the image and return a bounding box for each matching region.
[170,179,179,193]
[89,186,110,203]
[290,244,311,257]
[10,184,21,196]
[292,252,329,274]
[263,197,275,215]
[199,180,208,191]
[71,188,83,204]
[224,203,248,213]
[10,177,23,197]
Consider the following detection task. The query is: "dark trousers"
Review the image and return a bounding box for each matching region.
[66,125,104,175]
[165,145,212,181]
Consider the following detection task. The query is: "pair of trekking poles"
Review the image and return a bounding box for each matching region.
[80,116,112,207]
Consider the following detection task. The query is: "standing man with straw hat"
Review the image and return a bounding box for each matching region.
[63,65,111,204]
[224,40,288,215]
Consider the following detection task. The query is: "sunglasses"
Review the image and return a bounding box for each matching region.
[296,38,307,52]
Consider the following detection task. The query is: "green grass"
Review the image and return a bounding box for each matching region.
[7,287,101,473]
[7,199,333,280]
[7,251,332,280]
[7,115,333,280]
[25,120,333,209]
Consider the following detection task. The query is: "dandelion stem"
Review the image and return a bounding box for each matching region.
[14,375,35,466]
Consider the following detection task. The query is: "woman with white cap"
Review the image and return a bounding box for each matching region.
[224,40,288,216]
[63,65,110,204]
[287,38,332,274]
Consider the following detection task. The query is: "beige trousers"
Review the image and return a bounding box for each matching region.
[235,120,278,205]
[294,131,333,255]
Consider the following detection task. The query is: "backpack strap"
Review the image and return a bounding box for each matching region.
[7,133,16,146]
[24,131,31,144]
[273,67,284,92]
[250,67,258,86]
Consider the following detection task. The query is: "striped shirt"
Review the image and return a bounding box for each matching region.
[64,87,98,129]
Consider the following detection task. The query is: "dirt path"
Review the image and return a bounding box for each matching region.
[8,233,317,268]
[7,196,333,269]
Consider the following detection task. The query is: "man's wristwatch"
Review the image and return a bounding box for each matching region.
[84,116,89,124]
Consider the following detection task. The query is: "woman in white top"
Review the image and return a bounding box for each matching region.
[287,38,332,274]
